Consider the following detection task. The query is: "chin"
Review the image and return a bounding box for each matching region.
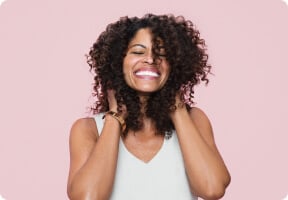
[135,87,163,95]
[128,82,166,94]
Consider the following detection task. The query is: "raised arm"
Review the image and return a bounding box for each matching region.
[67,91,122,200]
[170,104,231,200]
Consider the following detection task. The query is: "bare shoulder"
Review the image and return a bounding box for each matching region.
[189,107,216,146]
[69,117,98,146]
[189,107,212,127]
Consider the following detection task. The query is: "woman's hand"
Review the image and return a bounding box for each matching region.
[169,92,188,122]
[107,89,118,112]
[107,89,127,118]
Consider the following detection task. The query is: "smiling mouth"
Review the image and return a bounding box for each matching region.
[134,70,160,78]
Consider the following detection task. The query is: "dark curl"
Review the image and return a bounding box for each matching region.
[87,13,211,138]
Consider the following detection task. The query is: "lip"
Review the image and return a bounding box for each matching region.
[133,67,161,80]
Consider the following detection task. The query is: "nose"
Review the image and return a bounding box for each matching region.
[142,52,161,65]
[143,55,155,64]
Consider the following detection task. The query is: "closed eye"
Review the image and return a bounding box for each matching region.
[131,52,144,55]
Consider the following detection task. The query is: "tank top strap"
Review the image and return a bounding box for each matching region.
[93,113,105,135]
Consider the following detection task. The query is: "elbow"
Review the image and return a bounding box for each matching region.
[67,191,88,200]
[198,175,231,200]
[201,187,226,200]
[67,183,92,200]
[67,189,84,200]
[67,185,86,200]
[67,184,108,200]
[67,190,97,200]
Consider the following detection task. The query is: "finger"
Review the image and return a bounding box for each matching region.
[107,89,118,111]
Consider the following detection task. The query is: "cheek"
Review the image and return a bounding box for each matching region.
[122,61,132,84]
[122,57,133,73]
[122,58,127,73]
[123,56,142,75]
[163,63,171,77]
[161,65,171,86]
[122,66,131,83]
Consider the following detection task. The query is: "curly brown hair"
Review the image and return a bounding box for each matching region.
[87,13,211,137]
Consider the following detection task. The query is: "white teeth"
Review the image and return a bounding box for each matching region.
[135,71,159,77]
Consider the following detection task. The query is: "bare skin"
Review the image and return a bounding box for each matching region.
[67,90,121,200]
[67,29,230,200]
[67,93,230,200]
[169,95,231,199]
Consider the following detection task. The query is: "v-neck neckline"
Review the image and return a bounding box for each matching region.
[120,136,167,165]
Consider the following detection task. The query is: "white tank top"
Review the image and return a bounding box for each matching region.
[94,114,197,200]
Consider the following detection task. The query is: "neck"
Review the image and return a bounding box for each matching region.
[138,94,149,114]
[135,94,162,137]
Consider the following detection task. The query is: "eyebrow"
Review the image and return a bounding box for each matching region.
[128,44,146,49]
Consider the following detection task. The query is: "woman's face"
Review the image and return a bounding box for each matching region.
[123,28,170,94]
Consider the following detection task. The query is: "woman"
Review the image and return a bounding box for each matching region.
[67,14,231,200]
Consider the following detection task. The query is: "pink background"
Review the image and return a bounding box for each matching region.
[0,0,287,199]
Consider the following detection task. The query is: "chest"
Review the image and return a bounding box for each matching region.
[110,134,197,200]
[122,135,164,163]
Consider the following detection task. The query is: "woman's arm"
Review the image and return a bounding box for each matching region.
[67,91,122,200]
[67,116,121,200]
[170,105,231,200]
